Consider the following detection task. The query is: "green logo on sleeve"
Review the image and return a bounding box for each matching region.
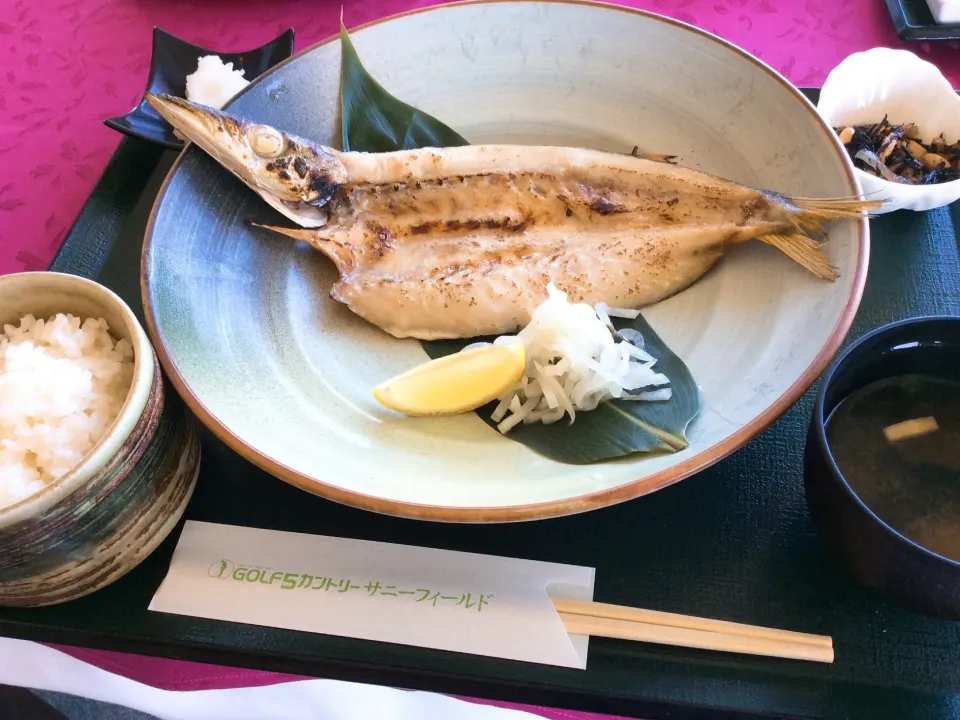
[204,559,493,611]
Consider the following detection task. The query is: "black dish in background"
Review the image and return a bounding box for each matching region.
[104,28,295,150]
[4,88,960,720]
[805,317,960,620]
[884,0,960,41]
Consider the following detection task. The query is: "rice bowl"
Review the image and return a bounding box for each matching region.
[0,272,200,607]
[0,313,135,509]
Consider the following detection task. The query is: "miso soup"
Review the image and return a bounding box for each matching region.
[825,374,960,562]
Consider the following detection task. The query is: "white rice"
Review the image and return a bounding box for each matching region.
[0,314,135,510]
[476,284,672,434]
[184,55,249,110]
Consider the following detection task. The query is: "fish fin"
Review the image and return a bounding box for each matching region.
[247,221,351,270]
[759,233,839,281]
[246,221,323,244]
[629,146,677,164]
[788,195,884,225]
[251,188,329,228]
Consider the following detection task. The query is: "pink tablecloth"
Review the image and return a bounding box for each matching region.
[3,0,960,717]
[3,0,960,277]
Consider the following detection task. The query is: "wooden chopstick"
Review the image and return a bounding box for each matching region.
[553,599,834,664]
[559,614,834,663]
[554,599,832,648]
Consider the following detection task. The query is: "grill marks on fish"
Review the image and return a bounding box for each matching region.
[310,164,782,264]
[323,222,728,339]
[255,157,827,339]
[143,92,879,339]
[268,161,866,338]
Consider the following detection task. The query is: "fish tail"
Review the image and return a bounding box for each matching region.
[759,233,839,281]
[755,194,877,280]
[786,195,884,228]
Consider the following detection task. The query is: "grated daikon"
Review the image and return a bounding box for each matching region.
[471,284,672,434]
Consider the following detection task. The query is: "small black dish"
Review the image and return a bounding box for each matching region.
[804,316,960,619]
[884,0,960,41]
[104,27,295,150]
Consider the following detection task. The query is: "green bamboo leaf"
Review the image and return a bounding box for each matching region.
[339,25,701,464]
[422,316,701,465]
[339,24,468,152]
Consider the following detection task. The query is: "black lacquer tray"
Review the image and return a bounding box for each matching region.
[2,89,960,720]
[885,0,960,41]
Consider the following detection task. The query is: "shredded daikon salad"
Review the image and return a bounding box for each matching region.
[466,284,672,434]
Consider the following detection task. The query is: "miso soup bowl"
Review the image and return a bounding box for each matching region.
[0,272,201,607]
[804,316,960,619]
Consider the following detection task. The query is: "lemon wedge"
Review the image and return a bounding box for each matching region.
[373,343,526,417]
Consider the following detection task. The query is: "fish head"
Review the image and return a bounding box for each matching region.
[146,93,347,211]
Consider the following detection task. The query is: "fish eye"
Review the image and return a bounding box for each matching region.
[249,125,286,159]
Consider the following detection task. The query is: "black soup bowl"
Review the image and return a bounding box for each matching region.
[804,316,960,619]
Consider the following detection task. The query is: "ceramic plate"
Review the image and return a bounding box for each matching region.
[143,0,867,522]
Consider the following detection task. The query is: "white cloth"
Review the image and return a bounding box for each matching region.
[0,638,540,720]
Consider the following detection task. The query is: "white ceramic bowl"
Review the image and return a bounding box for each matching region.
[818,48,960,214]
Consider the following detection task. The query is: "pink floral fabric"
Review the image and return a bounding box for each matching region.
[2,0,960,277]
[3,0,960,717]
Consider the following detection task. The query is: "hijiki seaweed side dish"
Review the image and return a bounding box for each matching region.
[835,116,960,185]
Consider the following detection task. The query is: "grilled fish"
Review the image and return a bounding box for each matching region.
[147,93,878,340]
